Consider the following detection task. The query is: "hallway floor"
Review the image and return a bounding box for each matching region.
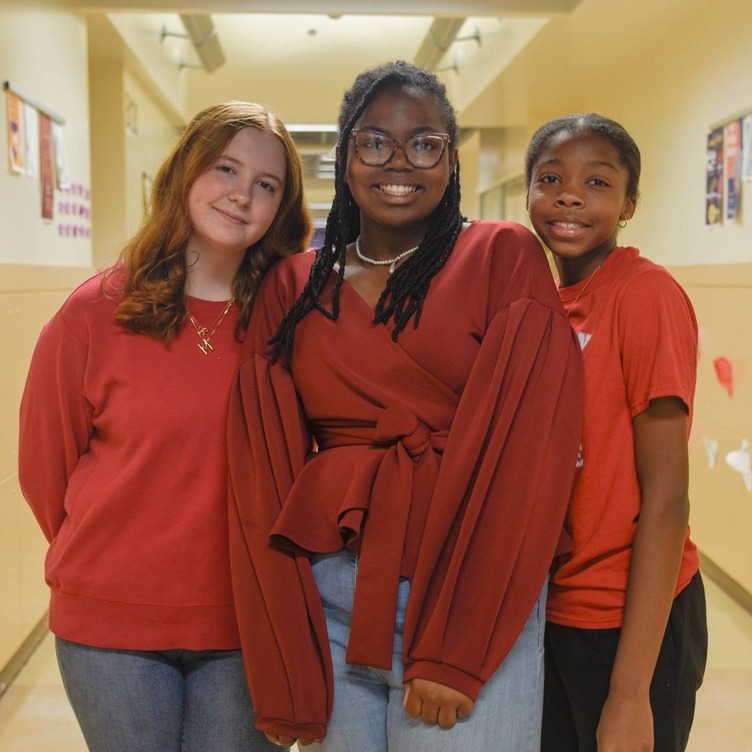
[0,575,750,751]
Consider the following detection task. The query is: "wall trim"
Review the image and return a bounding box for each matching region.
[0,264,93,294]
[0,614,48,699]
[700,551,752,617]
[670,262,752,288]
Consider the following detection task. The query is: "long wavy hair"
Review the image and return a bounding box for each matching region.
[271,60,464,360]
[105,101,312,342]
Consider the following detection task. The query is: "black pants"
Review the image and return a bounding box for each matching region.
[542,572,708,752]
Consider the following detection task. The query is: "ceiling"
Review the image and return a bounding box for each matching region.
[80,1,582,12]
[83,0,584,217]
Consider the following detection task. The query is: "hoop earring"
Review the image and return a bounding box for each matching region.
[618,220,628,229]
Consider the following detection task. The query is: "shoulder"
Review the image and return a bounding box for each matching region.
[455,220,548,276]
[33,271,117,352]
[247,250,317,347]
[610,249,697,344]
[59,271,114,309]
[257,249,316,301]
[53,270,118,331]
[460,220,542,253]
[455,221,559,309]
[463,220,548,270]
[615,248,695,314]
[267,249,316,280]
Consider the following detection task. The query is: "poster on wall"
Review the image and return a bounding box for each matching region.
[724,119,742,222]
[57,183,92,240]
[52,122,71,189]
[742,114,752,182]
[40,114,54,220]
[705,127,724,226]
[24,103,39,179]
[6,89,25,174]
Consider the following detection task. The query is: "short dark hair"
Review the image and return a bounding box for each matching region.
[524,113,641,200]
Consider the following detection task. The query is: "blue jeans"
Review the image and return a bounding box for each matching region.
[311,550,546,752]
[55,637,279,752]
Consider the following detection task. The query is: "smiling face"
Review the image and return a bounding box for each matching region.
[527,131,636,280]
[187,126,286,264]
[345,86,457,243]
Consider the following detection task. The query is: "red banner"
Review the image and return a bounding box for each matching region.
[40,113,54,220]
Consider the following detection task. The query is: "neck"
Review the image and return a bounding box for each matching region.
[184,247,242,300]
[357,222,428,261]
[556,246,616,287]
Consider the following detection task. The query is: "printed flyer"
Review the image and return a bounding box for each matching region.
[6,90,25,174]
[705,127,723,226]
[724,119,742,222]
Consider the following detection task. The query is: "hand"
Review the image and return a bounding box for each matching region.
[403,678,474,729]
[264,732,322,747]
[596,691,653,751]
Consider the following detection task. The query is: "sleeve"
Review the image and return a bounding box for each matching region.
[618,269,698,417]
[227,268,333,740]
[18,312,92,542]
[403,233,584,700]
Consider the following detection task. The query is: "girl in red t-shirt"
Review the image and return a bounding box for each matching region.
[525,114,707,752]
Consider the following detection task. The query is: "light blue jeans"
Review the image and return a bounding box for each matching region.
[311,550,546,752]
[55,637,279,752]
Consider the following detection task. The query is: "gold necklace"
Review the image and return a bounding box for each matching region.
[187,297,235,355]
[565,266,600,320]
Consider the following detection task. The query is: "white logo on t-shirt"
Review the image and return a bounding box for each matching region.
[578,331,593,349]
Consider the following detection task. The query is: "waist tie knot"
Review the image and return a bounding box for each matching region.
[373,401,432,460]
[347,402,441,670]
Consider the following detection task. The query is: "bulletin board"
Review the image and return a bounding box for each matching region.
[3,81,91,244]
[705,110,752,227]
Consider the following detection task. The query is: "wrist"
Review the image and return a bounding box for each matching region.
[608,673,651,699]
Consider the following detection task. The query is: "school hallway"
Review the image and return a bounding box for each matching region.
[0,574,748,751]
[3,1,752,750]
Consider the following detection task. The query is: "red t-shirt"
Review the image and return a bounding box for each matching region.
[547,246,700,629]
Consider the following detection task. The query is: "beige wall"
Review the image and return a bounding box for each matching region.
[461,0,752,266]
[89,59,128,270]
[2,0,752,673]
[88,19,183,270]
[675,265,752,593]
[123,69,182,244]
[1,5,184,669]
[0,4,94,671]
[0,5,92,267]
[3,267,91,669]
[464,0,752,592]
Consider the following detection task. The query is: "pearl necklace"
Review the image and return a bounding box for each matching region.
[187,297,235,355]
[355,236,419,275]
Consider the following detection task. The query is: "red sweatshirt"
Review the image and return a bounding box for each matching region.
[19,271,244,650]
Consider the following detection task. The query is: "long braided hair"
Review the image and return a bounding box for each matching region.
[271,60,465,360]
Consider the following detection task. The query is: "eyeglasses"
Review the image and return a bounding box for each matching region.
[350,130,450,169]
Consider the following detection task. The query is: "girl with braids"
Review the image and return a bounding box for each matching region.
[228,61,583,751]
[19,101,310,752]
